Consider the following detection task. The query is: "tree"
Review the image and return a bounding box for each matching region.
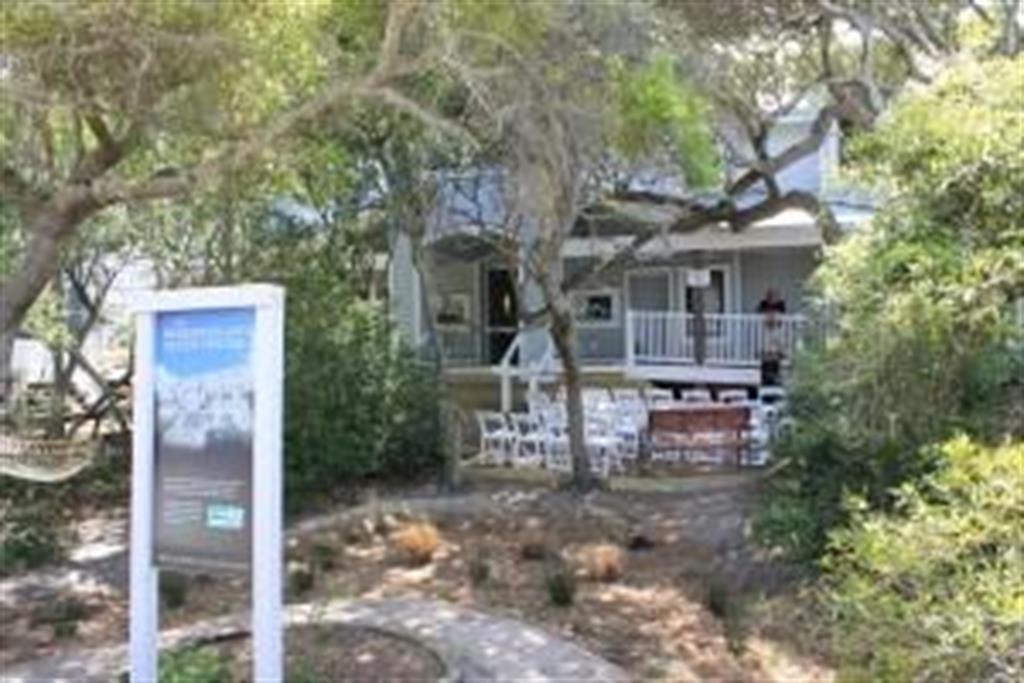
[0,0,464,395]
[758,53,1024,561]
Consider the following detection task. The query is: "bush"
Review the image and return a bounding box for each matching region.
[159,647,228,683]
[467,550,491,587]
[519,518,548,561]
[704,578,749,656]
[31,596,92,640]
[576,543,625,583]
[390,522,441,566]
[159,572,189,611]
[284,291,442,510]
[825,437,1024,683]
[545,561,577,607]
[757,56,1024,562]
[284,290,440,509]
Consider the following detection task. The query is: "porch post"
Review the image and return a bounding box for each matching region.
[625,309,635,367]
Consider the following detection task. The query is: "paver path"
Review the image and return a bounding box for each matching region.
[2,598,630,683]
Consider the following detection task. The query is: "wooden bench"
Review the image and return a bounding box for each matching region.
[648,405,753,467]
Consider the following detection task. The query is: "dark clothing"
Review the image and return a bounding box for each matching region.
[761,357,782,386]
[757,298,786,314]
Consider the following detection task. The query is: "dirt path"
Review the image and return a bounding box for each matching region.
[1,470,831,682]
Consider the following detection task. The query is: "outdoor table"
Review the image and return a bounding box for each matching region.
[647,403,753,467]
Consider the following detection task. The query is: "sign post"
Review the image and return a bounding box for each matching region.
[131,285,284,682]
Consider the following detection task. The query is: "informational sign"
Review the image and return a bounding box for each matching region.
[131,285,284,682]
[686,268,712,288]
[154,308,254,572]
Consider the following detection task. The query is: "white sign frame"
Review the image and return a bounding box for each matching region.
[130,284,284,682]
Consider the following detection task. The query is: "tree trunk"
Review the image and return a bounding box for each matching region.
[549,301,596,492]
[0,194,100,359]
[410,245,460,494]
[0,331,15,405]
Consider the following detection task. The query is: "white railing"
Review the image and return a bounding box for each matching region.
[626,310,809,367]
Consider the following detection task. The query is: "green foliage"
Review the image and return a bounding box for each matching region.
[468,549,492,587]
[610,54,719,187]
[758,55,1024,562]
[284,291,441,508]
[544,560,577,607]
[0,507,65,575]
[0,449,128,576]
[159,646,229,683]
[826,437,1024,683]
[31,596,92,640]
[705,578,750,656]
[159,572,190,611]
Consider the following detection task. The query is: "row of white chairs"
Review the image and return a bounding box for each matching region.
[475,385,789,475]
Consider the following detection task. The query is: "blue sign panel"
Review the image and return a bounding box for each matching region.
[153,308,255,572]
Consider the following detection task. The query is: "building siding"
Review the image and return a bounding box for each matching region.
[739,248,819,313]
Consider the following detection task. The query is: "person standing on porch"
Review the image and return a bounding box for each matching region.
[757,288,786,386]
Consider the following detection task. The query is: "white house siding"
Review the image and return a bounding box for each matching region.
[739,248,819,313]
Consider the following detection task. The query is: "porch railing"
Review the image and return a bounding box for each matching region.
[626,310,809,367]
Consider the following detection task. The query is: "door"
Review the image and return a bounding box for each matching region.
[486,268,518,364]
[683,265,730,362]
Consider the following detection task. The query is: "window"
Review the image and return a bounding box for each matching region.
[436,293,471,329]
[572,289,620,327]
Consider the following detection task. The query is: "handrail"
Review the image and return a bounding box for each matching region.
[496,332,524,411]
[628,310,809,366]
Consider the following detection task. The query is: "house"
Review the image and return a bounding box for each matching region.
[388,105,874,411]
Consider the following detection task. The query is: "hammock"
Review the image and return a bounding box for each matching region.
[0,433,99,483]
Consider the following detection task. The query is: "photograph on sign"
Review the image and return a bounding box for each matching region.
[153,307,255,572]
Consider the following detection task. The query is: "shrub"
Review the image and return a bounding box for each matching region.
[283,280,441,511]
[576,543,624,583]
[159,647,228,683]
[159,572,189,611]
[287,561,316,597]
[467,550,492,587]
[309,542,337,573]
[757,57,1024,562]
[519,519,548,561]
[31,596,92,640]
[391,522,441,566]
[704,578,749,656]
[825,438,1024,683]
[545,561,577,607]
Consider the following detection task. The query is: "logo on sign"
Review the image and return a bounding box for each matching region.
[207,504,246,530]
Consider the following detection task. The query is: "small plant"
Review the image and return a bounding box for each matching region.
[31,595,91,637]
[309,541,337,572]
[545,561,577,607]
[390,521,441,566]
[287,561,316,597]
[159,646,228,683]
[577,543,625,583]
[468,550,491,587]
[705,578,749,655]
[519,522,548,561]
[159,571,189,611]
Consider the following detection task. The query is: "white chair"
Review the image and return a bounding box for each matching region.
[681,389,713,404]
[527,390,552,416]
[718,389,751,405]
[644,387,674,408]
[584,412,618,478]
[509,412,547,468]
[538,411,572,473]
[475,411,516,465]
